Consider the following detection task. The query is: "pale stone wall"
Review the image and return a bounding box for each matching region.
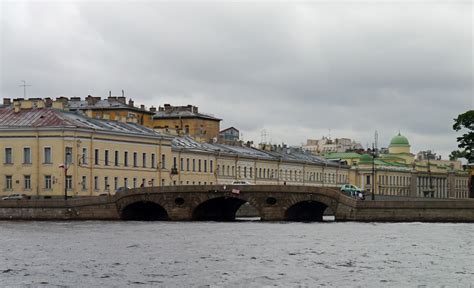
[171,150,217,185]
[0,129,173,198]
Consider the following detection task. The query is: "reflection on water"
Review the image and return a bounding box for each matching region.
[0,221,472,287]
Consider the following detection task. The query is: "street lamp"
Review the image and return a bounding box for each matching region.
[60,151,72,200]
[371,144,378,200]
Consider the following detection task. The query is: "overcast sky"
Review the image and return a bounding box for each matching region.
[1,0,472,158]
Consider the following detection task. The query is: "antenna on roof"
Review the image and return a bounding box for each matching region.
[19,80,31,98]
[261,129,267,144]
[122,89,124,97]
[375,130,378,152]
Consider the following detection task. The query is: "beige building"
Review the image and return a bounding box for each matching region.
[303,137,363,154]
[0,104,174,198]
[1,99,469,200]
[324,133,470,199]
[171,139,350,188]
[153,104,221,142]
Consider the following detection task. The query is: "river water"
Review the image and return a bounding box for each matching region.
[0,220,472,287]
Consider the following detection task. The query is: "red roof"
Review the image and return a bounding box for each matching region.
[0,107,81,127]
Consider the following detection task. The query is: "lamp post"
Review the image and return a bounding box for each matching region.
[371,144,378,200]
[61,151,72,201]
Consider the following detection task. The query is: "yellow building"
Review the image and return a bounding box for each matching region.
[3,96,156,127]
[60,95,155,127]
[0,103,173,198]
[171,139,350,188]
[323,132,470,199]
[4,98,222,144]
[153,104,221,142]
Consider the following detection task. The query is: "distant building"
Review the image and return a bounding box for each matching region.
[2,97,222,143]
[152,104,221,143]
[2,94,155,127]
[323,132,470,199]
[416,150,462,170]
[303,137,363,154]
[218,127,240,144]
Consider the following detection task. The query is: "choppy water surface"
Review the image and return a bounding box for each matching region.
[0,220,472,287]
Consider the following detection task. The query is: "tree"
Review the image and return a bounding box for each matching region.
[449,150,468,161]
[452,110,474,163]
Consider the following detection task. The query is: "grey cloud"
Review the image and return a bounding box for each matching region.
[1,1,472,158]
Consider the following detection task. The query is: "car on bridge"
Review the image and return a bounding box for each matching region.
[340,184,364,198]
[232,180,253,185]
[2,194,28,200]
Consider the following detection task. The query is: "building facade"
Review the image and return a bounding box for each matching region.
[0,99,469,199]
[303,137,363,154]
[0,104,174,198]
[152,104,221,142]
[171,138,350,188]
[324,133,470,199]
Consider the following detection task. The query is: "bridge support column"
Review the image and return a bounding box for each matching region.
[259,207,286,221]
[167,207,193,221]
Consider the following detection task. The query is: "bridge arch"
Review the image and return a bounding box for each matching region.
[192,196,260,221]
[285,200,329,222]
[121,201,169,221]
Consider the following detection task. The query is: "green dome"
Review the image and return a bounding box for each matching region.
[389,133,410,147]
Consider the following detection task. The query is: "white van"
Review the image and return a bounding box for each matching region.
[231,180,252,185]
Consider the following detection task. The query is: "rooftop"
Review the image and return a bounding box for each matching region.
[0,106,165,138]
[153,104,221,121]
[66,96,155,114]
[172,136,342,167]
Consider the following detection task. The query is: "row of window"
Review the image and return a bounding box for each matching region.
[215,164,347,183]
[3,175,165,192]
[2,147,167,170]
[377,175,411,186]
[176,157,213,173]
[3,147,37,164]
[91,149,165,169]
[5,175,34,190]
[91,176,160,191]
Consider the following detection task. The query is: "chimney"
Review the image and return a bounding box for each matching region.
[164,104,171,111]
[44,97,53,107]
[109,91,112,97]
[108,96,117,102]
[149,106,157,112]
[14,101,21,113]
[193,106,199,113]
[122,89,124,97]
[3,98,11,106]
[140,104,145,110]
[128,99,134,107]
[85,95,94,105]
[56,97,69,105]
[117,96,126,104]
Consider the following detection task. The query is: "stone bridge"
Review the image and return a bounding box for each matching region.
[116,185,354,221]
[1,185,474,222]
